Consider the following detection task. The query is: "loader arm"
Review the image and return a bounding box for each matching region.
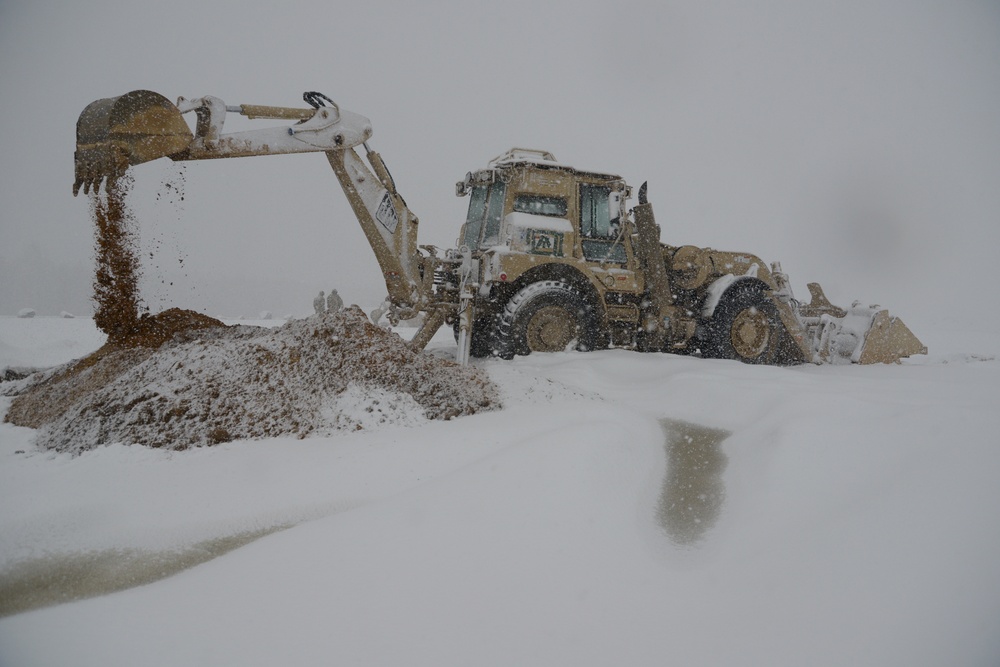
[73,90,434,316]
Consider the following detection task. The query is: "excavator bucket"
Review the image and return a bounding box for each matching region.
[799,283,927,364]
[74,90,192,196]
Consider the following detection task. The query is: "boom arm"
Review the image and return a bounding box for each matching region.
[74,90,433,315]
[171,94,373,160]
[175,94,427,312]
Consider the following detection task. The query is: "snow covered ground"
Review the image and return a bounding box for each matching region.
[1,315,999,666]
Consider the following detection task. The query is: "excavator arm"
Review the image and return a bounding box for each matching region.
[73,90,458,340]
[73,90,374,192]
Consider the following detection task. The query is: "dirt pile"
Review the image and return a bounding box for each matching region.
[6,307,499,453]
[120,308,225,349]
[3,307,226,430]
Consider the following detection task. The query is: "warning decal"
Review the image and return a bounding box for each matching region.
[376,192,399,233]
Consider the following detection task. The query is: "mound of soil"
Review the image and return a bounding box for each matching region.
[123,308,226,348]
[6,308,499,453]
[4,308,225,430]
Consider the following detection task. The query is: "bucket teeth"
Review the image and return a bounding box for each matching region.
[73,145,129,196]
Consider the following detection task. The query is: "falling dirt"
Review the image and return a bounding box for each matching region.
[148,164,191,309]
[91,175,143,345]
[88,171,213,348]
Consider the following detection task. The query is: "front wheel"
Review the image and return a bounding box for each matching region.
[700,281,780,364]
[494,281,598,359]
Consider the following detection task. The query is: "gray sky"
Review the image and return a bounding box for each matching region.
[1,0,998,330]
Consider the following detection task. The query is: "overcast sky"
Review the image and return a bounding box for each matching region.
[1,0,998,329]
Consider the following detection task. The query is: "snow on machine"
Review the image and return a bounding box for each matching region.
[74,90,926,365]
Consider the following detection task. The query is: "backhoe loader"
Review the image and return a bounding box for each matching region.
[74,90,926,365]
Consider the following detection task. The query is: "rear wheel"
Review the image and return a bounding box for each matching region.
[701,282,780,364]
[495,281,598,359]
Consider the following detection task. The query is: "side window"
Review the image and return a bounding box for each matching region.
[580,184,626,263]
[461,182,507,248]
[480,181,507,247]
[514,194,568,217]
[461,185,488,248]
[580,185,614,239]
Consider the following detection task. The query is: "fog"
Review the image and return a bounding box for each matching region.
[1,0,998,330]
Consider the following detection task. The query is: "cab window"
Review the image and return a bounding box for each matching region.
[514,194,567,217]
[580,184,626,263]
[580,185,614,238]
[461,182,508,248]
[480,181,507,247]
[461,185,488,248]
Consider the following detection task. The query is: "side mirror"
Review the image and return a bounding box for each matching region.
[456,171,473,197]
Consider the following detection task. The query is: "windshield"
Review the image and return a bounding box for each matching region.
[580,184,615,238]
[580,184,626,263]
[480,181,507,247]
[462,182,507,249]
[461,185,488,248]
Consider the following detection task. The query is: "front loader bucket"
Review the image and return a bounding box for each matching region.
[800,283,927,364]
[853,310,927,364]
[74,90,193,196]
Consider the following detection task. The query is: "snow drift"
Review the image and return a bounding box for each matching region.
[1,316,999,667]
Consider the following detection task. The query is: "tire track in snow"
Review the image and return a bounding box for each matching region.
[657,418,730,545]
[0,523,297,618]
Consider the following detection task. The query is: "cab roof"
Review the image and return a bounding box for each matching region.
[488,147,624,182]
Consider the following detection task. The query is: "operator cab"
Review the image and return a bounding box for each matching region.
[455,148,632,262]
